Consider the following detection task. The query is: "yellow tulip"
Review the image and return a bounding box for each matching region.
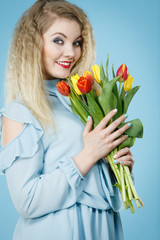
[70,74,83,95]
[92,64,101,84]
[124,75,133,92]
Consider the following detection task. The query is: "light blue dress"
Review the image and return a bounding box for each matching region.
[0,79,124,240]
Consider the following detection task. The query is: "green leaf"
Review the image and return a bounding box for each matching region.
[98,76,120,116]
[120,85,125,101]
[90,89,99,104]
[71,90,89,121]
[114,183,122,190]
[111,77,122,120]
[119,86,125,114]
[106,54,109,80]
[112,79,118,99]
[109,92,117,115]
[70,99,86,125]
[118,137,136,150]
[118,118,143,138]
[100,61,108,87]
[112,64,116,78]
[123,86,140,114]
[86,92,104,127]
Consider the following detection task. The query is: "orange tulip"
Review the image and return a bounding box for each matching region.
[77,76,94,94]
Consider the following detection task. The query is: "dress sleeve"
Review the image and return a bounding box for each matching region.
[0,100,85,219]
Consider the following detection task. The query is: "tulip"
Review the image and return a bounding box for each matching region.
[124,75,133,92]
[56,81,70,96]
[92,64,101,84]
[92,81,102,96]
[82,71,94,85]
[70,74,83,95]
[77,76,94,94]
[116,63,129,82]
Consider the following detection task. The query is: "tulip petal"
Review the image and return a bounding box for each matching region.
[56,81,70,96]
[92,64,101,84]
[116,63,128,82]
[124,75,134,92]
[71,74,83,95]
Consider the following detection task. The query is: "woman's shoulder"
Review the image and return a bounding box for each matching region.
[0,99,44,175]
[0,99,42,130]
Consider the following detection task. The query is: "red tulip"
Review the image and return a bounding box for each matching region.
[116,63,129,82]
[56,81,70,96]
[77,75,94,94]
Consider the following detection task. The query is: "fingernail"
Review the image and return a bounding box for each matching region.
[126,134,129,138]
[125,114,128,118]
[113,160,118,164]
[120,161,123,164]
[128,123,132,127]
[113,109,117,113]
[87,116,90,121]
[114,154,117,158]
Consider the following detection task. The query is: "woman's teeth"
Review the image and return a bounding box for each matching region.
[56,61,71,68]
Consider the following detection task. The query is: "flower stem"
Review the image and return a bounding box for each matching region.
[124,166,144,207]
[120,164,126,202]
[124,170,133,201]
[107,153,121,184]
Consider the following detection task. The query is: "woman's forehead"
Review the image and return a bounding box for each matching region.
[43,17,82,39]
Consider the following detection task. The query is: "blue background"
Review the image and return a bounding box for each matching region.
[0,0,159,239]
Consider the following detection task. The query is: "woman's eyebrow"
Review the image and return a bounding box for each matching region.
[50,33,82,40]
[75,35,82,40]
[50,32,67,38]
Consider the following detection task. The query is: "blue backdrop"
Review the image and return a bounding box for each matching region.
[0,0,160,239]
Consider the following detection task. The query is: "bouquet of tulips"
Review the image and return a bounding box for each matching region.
[56,55,144,213]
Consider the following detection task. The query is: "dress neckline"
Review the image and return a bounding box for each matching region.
[45,79,72,113]
[45,79,60,95]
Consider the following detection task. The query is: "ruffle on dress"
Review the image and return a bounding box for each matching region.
[0,100,43,175]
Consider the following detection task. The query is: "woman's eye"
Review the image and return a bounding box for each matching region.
[73,40,82,47]
[53,38,63,45]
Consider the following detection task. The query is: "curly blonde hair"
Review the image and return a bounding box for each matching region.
[5,0,96,130]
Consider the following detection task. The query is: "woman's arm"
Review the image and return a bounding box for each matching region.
[1,116,25,147]
[1,110,133,219]
[1,116,85,219]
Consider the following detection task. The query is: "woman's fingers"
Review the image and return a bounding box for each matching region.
[83,116,93,137]
[105,114,128,134]
[111,134,128,149]
[113,147,134,173]
[109,122,131,141]
[114,147,133,158]
[95,109,118,131]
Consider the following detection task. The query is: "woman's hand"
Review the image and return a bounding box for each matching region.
[110,147,134,173]
[73,109,132,176]
[82,109,131,164]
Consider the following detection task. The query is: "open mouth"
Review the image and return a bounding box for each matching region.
[56,61,72,69]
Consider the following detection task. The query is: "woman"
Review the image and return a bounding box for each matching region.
[0,0,134,239]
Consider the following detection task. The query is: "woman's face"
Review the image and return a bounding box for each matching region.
[42,17,82,79]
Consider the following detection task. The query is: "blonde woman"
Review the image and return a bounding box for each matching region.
[0,0,134,239]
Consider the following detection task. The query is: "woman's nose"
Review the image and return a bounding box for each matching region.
[63,44,75,58]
